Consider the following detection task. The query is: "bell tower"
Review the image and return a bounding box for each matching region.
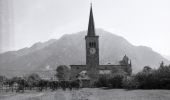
[85,4,99,80]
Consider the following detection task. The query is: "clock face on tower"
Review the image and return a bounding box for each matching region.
[89,48,96,54]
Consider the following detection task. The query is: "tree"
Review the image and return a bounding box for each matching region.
[27,73,41,82]
[25,73,41,88]
[122,76,139,89]
[160,61,164,68]
[95,74,111,87]
[108,74,124,88]
[0,75,7,82]
[143,66,152,73]
[56,65,70,81]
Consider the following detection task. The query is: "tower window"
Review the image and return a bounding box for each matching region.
[94,42,96,47]
[89,42,96,47]
[89,42,91,47]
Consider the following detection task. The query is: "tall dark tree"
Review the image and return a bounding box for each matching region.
[56,65,70,81]
[26,73,41,87]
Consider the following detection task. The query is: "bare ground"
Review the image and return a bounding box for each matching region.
[1,89,170,100]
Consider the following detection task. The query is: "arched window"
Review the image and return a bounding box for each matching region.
[89,42,96,47]
[89,42,91,47]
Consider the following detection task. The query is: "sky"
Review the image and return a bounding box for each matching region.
[0,0,170,56]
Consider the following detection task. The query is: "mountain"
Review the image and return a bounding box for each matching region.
[0,29,169,77]
[164,55,170,61]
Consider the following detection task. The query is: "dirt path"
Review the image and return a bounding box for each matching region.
[0,89,95,100]
[69,89,94,100]
[0,90,73,100]
[0,92,45,100]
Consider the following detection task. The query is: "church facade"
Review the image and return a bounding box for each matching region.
[70,5,132,82]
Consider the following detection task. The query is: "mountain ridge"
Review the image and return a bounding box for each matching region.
[0,29,169,77]
[164,55,170,61]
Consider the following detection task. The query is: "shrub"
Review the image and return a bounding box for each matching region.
[108,74,124,88]
[95,74,125,88]
[95,74,110,87]
[122,76,139,89]
[133,65,170,89]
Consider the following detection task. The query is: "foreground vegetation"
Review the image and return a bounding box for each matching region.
[95,62,170,89]
[1,62,170,92]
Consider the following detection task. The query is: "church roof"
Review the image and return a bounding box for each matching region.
[87,4,95,36]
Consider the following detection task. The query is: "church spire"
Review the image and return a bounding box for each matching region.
[87,3,95,36]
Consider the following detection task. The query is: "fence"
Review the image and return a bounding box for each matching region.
[0,80,81,93]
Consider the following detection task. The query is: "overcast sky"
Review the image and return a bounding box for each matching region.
[0,0,170,56]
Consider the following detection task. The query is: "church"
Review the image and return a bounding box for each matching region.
[70,5,132,83]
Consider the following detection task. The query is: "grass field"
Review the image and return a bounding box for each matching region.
[1,88,170,100]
